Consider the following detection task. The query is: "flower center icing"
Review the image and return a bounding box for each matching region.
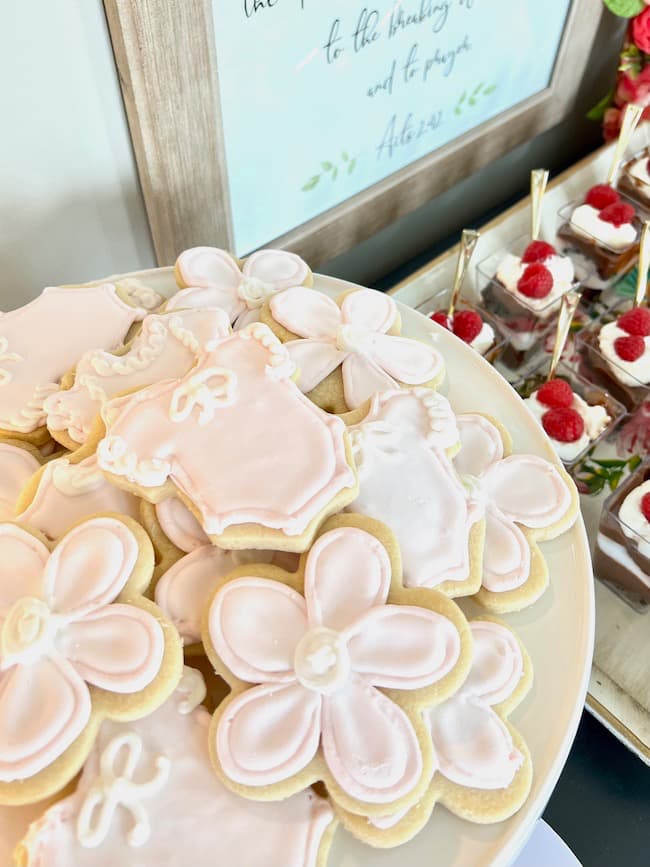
[238,276,277,309]
[1,596,56,664]
[335,324,372,354]
[293,626,350,694]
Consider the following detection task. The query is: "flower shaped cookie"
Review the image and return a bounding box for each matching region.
[453,413,578,612]
[266,287,445,411]
[0,440,40,519]
[345,619,532,846]
[169,247,312,329]
[206,517,470,817]
[0,516,181,804]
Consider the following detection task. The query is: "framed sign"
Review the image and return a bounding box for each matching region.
[105,0,603,267]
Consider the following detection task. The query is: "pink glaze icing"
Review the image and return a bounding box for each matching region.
[16,455,140,540]
[425,621,525,789]
[0,442,40,519]
[0,285,154,434]
[0,518,164,782]
[347,389,483,588]
[210,526,461,804]
[454,414,574,592]
[155,497,209,552]
[44,308,232,444]
[269,288,444,409]
[170,247,310,328]
[97,323,356,539]
[18,669,334,866]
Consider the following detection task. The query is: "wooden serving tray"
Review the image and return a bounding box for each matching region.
[389,134,650,764]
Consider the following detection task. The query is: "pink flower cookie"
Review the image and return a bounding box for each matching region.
[0,515,182,805]
[0,440,41,519]
[262,287,445,413]
[170,246,312,329]
[343,619,533,846]
[44,307,232,449]
[453,413,579,612]
[204,515,471,822]
[96,323,358,552]
[347,389,485,596]
[0,284,161,445]
[15,454,141,541]
[16,667,336,867]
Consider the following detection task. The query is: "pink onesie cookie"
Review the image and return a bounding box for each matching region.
[262,287,445,413]
[343,619,533,846]
[16,667,336,867]
[0,515,182,804]
[347,389,485,596]
[96,323,357,552]
[0,284,161,444]
[44,307,231,448]
[453,413,579,612]
[16,454,141,540]
[204,515,471,825]
[170,247,312,329]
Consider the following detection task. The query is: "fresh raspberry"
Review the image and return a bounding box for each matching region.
[617,307,650,337]
[452,309,483,343]
[430,310,451,329]
[641,492,650,523]
[517,263,553,299]
[585,184,620,210]
[536,378,574,409]
[599,202,635,227]
[541,407,585,443]
[522,240,556,263]
[614,334,645,362]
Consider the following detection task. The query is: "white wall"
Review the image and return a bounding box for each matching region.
[0,0,155,308]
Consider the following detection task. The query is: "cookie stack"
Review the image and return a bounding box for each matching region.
[0,248,579,866]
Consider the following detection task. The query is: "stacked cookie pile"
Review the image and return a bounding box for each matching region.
[0,249,579,866]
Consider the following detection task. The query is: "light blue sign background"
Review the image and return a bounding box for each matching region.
[213,0,572,255]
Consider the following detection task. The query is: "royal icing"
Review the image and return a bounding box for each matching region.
[269,288,444,409]
[0,285,156,434]
[0,518,165,783]
[210,526,462,806]
[16,454,140,540]
[44,308,232,444]
[97,324,356,540]
[347,389,483,589]
[454,414,573,592]
[170,247,311,329]
[18,670,334,867]
[0,442,40,519]
[156,497,210,552]
[425,620,525,789]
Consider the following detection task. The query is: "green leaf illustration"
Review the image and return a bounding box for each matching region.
[454,91,467,115]
[332,166,338,180]
[321,161,333,171]
[301,175,320,191]
[483,84,497,95]
[348,158,357,173]
[342,151,349,161]
[603,0,644,18]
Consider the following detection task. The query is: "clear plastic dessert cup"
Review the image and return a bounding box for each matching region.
[575,300,650,413]
[416,289,506,364]
[616,146,650,214]
[513,358,626,468]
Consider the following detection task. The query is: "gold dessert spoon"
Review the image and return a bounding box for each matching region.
[548,288,582,381]
[530,168,549,242]
[606,102,643,185]
[448,229,480,318]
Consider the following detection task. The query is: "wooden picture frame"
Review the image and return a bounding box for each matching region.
[104,0,604,268]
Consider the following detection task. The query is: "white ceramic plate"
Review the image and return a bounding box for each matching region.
[0,270,594,867]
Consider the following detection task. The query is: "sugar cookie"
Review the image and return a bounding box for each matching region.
[0,439,42,519]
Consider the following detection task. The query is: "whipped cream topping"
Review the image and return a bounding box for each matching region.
[469,320,495,355]
[569,204,637,252]
[523,388,610,463]
[618,479,650,558]
[596,532,650,589]
[495,252,574,316]
[598,321,650,387]
[627,157,650,190]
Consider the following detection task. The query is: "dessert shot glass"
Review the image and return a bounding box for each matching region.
[513,358,626,468]
[417,288,506,363]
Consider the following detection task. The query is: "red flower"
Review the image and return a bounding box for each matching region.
[603,107,622,142]
[632,8,650,54]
